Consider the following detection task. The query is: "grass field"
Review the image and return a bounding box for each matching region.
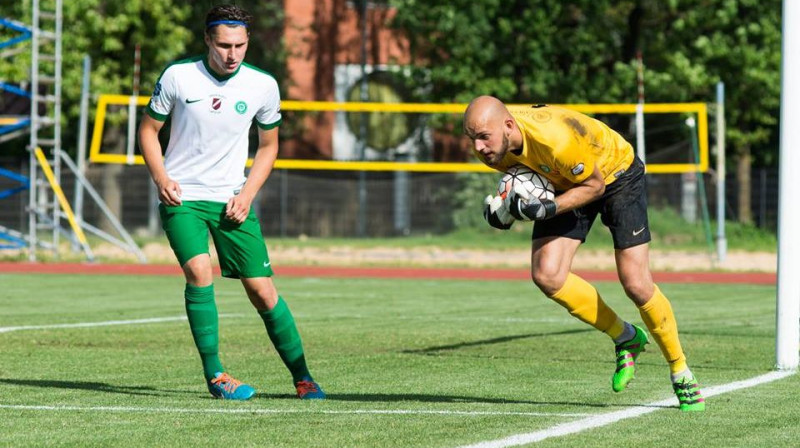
[1,273,797,447]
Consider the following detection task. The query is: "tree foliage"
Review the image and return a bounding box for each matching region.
[1,0,783,173]
[389,0,643,104]
[641,0,781,165]
[390,0,782,167]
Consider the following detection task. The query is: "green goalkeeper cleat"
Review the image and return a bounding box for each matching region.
[673,376,706,411]
[611,324,649,392]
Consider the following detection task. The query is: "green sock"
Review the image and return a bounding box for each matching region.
[184,284,224,381]
[258,296,311,383]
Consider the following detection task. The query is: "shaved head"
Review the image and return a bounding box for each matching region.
[463,96,519,166]
[464,95,510,129]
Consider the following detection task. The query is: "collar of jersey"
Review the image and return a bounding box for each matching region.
[513,119,527,157]
[202,56,241,82]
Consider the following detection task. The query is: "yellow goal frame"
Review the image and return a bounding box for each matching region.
[89,94,707,174]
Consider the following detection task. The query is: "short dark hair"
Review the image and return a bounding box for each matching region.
[205,4,252,35]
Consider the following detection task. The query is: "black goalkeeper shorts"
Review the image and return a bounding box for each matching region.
[532,157,650,250]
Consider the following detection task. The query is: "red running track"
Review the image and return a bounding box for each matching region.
[0,262,776,285]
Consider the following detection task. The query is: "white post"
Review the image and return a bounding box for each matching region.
[776,0,800,371]
[715,82,727,263]
[126,44,140,165]
[126,98,137,165]
[635,50,646,164]
[74,56,90,236]
[28,0,40,261]
[682,118,698,223]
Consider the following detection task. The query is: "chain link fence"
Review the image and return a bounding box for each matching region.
[0,158,779,243]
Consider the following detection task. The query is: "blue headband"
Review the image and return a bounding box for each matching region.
[206,20,248,28]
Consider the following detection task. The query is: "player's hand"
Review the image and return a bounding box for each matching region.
[505,184,557,221]
[156,178,182,206]
[225,195,252,224]
[483,195,514,230]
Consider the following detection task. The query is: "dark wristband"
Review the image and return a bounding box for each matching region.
[541,199,558,219]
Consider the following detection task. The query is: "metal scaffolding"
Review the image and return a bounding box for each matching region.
[0,14,32,248]
[26,0,86,260]
[0,17,32,143]
[2,1,145,263]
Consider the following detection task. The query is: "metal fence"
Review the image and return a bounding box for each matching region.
[0,158,780,241]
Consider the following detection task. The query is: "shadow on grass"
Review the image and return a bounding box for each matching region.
[256,391,673,410]
[400,328,593,354]
[0,378,193,397]
[1,378,677,410]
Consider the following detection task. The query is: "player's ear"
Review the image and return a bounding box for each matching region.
[503,117,515,135]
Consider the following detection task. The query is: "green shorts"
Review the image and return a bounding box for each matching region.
[159,201,273,279]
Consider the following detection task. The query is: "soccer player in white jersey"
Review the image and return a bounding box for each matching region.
[138,4,324,400]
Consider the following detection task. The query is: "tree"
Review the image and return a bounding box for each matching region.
[638,0,782,223]
[390,0,644,103]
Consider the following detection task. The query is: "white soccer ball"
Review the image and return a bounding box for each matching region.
[497,165,555,201]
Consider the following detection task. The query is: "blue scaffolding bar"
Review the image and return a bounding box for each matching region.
[0,17,32,50]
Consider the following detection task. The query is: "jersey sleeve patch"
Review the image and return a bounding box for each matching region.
[560,159,593,183]
[147,67,177,119]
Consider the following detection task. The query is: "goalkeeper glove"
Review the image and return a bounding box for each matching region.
[505,184,558,221]
[483,195,514,230]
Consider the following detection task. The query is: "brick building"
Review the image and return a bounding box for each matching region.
[282,1,413,160]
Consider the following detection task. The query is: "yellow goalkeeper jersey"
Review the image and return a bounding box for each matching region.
[476,105,634,191]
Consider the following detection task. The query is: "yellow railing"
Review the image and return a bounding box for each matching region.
[33,148,89,245]
[89,94,708,174]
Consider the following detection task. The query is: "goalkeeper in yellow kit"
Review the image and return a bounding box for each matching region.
[463,95,704,411]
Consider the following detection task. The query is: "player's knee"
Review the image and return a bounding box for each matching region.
[257,287,279,304]
[243,279,279,310]
[182,255,213,286]
[252,292,279,311]
[531,267,566,297]
[621,278,653,303]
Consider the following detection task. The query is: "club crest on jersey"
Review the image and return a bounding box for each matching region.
[209,96,224,114]
[532,110,552,123]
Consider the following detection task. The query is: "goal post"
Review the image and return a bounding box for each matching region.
[776,0,800,371]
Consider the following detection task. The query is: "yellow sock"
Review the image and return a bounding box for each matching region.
[550,273,625,339]
[638,285,688,374]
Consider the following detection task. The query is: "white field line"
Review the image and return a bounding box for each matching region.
[456,370,796,448]
[0,404,590,418]
[0,314,245,334]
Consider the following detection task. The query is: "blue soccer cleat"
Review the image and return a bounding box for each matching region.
[207,372,256,400]
[295,377,326,400]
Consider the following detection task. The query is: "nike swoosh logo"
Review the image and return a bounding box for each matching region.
[632,227,646,236]
[185,98,203,104]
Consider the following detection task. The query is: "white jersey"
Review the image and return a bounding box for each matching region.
[146,56,281,202]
